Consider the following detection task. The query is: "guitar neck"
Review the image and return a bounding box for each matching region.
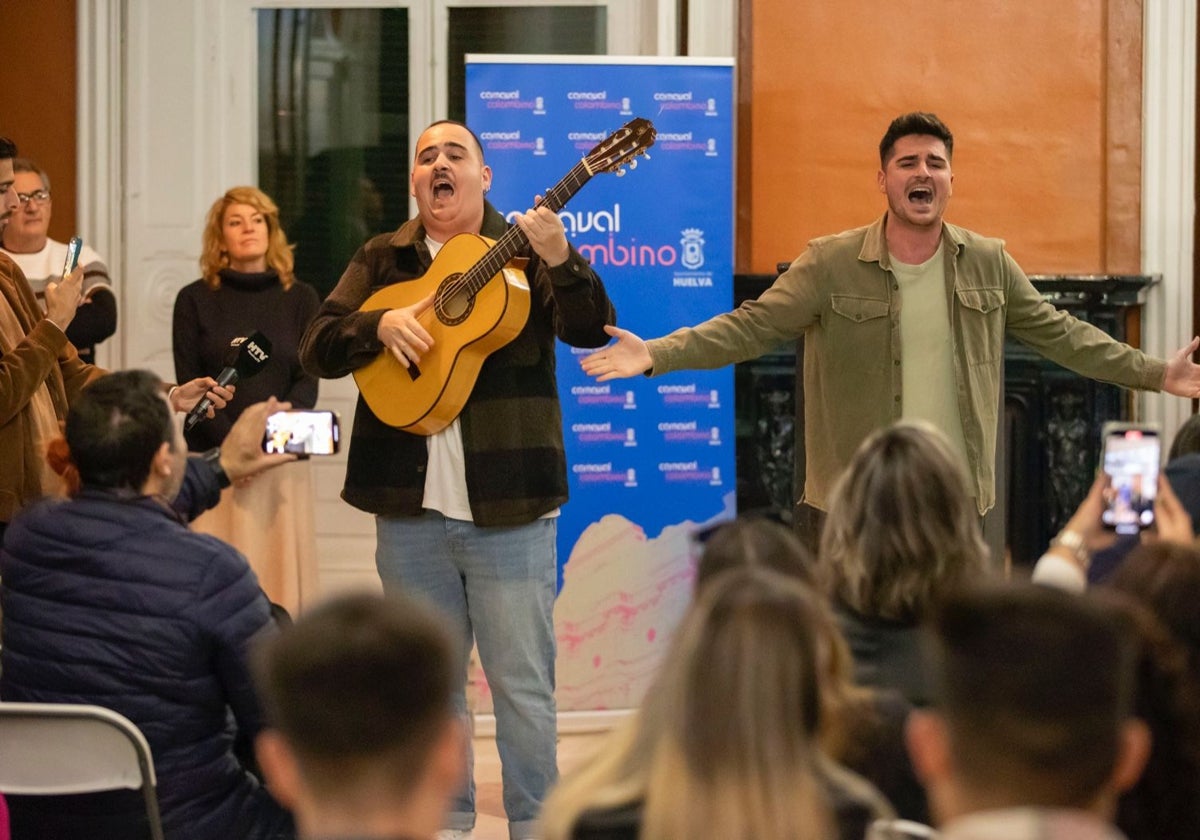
[461,158,593,296]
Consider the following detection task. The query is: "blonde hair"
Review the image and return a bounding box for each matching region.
[818,421,989,623]
[199,186,295,289]
[695,517,879,762]
[542,568,837,840]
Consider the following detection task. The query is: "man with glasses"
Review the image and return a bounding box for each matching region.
[1,158,117,363]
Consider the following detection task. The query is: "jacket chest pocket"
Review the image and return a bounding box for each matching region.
[829,296,890,357]
[830,295,890,324]
[955,288,1005,364]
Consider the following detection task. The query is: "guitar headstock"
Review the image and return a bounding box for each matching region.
[583,118,656,177]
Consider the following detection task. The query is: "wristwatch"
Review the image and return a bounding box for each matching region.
[201,447,232,489]
[1051,528,1091,570]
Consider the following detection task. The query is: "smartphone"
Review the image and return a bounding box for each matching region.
[263,409,340,455]
[1100,422,1161,534]
[62,236,83,277]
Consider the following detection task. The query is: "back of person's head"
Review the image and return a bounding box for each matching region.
[1163,453,1200,529]
[818,421,988,623]
[542,567,836,840]
[695,514,815,592]
[1109,541,1200,682]
[696,515,878,762]
[917,584,1144,813]
[1091,590,1200,840]
[879,112,954,166]
[65,370,173,492]
[1169,414,1200,460]
[253,592,458,815]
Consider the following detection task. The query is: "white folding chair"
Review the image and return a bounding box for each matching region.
[0,701,164,840]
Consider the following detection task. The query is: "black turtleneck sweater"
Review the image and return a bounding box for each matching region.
[173,268,321,451]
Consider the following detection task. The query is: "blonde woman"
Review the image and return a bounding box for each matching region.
[697,516,929,822]
[173,186,321,614]
[541,566,891,840]
[818,420,989,705]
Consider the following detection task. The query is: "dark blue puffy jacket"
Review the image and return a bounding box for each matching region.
[0,459,294,840]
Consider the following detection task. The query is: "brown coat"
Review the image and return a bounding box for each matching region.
[0,253,105,523]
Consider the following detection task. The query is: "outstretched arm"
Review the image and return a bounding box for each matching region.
[1162,337,1200,397]
[580,325,652,380]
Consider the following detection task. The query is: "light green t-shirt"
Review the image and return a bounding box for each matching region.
[892,244,971,476]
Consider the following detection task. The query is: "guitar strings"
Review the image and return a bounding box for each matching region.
[435,160,593,312]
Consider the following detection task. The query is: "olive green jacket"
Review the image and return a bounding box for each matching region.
[647,214,1166,514]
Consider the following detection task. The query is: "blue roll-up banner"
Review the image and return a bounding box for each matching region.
[467,56,735,711]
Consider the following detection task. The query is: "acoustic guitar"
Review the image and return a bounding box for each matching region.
[353,117,656,435]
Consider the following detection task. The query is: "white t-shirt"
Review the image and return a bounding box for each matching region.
[419,236,557,522]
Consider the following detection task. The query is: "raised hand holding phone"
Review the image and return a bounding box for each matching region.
[44,238,85,330]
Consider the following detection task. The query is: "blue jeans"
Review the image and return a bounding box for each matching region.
[376,511,558,840]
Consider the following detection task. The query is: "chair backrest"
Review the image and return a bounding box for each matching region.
[0,702,164,840]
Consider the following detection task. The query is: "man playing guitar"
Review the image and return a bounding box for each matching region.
[299,119,616,840]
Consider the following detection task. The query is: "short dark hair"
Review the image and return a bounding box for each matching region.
[66,370,174,491]
[0,136,17,160]
[879,112,953,167]
[252,592,457,798]
[422,119,486,163]
[929,584,1137,807]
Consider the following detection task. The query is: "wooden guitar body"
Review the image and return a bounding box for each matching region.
[353,233,531,435]
[351,117,655,435]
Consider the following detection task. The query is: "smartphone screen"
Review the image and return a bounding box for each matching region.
[263,409,340,455]
[1101,426,1160,534]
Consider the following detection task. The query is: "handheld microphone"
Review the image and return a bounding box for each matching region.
[183,331,273,430]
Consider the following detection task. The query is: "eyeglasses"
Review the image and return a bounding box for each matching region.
[16,190,51,206]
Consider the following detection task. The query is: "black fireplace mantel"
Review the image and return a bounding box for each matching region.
[731,271,1161,564]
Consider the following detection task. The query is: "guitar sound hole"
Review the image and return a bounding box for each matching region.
[436,276,474,326]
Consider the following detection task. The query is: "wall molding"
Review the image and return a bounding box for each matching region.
[76,0,125,368]
[1141,3,1197,440]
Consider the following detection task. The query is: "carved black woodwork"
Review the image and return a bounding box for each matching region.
[732,272,1157,565]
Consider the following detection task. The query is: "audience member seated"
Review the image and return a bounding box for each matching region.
[1108,541,1200,681]
[0,371,296,840]
[1029,474,1200,840]
[252,592,463,840]
[1077,413,1200,583]
[0,134,227,543]
[906,583,1149,840]
[817,421,989,706]
[541,566,893,840]
[1090,590,1200,840]
[1033,466,1195,593]
[0,157,118,363]
[696,516,928,823]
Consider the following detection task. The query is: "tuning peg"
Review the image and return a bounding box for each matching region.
[628,159,638,170]
[642,152,651,161]
[615,167,626,177]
